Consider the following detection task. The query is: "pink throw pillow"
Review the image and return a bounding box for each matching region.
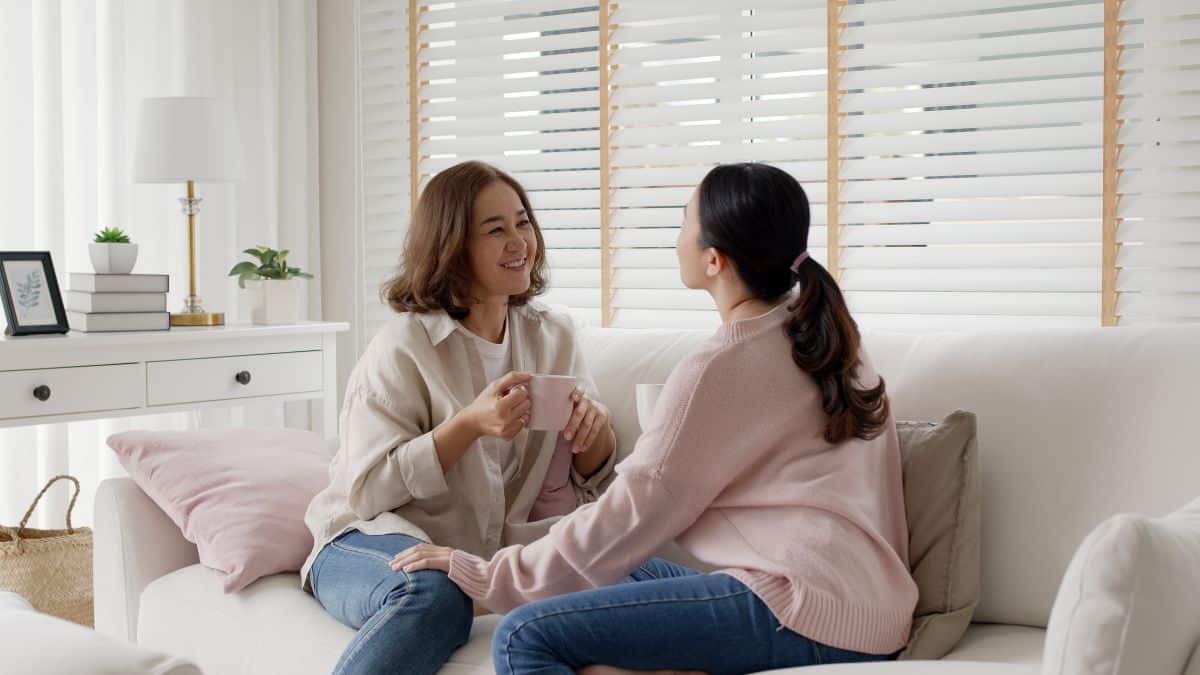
[107,428,331,593]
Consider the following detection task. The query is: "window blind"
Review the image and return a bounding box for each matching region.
[354,0,1199,334]
[416,0,603,325]
[358,0,412,345]
[1114,0,1200,323]
[835,0,1106,332]
[606,0,829,328]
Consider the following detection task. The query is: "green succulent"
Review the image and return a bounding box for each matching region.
[94,227,131,243]
[228,245,314,289]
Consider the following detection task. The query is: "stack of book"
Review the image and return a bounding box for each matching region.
[65,273,170,332]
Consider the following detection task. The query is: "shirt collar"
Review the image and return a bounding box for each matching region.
[415,300,549,347]
[414,310,459,346]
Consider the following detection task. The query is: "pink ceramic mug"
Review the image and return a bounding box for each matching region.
[526,375,577,431]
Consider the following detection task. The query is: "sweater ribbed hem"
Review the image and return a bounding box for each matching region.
[721,569,911,656]
[448,549,500,608]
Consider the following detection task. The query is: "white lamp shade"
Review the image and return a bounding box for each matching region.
[132,97,241,183]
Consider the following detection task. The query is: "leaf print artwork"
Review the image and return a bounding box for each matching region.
[16,271,42,311]
[4,259,58,326]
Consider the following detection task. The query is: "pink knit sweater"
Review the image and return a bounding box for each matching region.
[449,301,918,654]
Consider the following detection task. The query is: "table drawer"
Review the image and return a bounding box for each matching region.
[147,351,322,406]
[0,364,144,420]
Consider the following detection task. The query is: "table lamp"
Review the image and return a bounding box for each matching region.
[132,97,240,326]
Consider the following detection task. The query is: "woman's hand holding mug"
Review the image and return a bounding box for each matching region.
[564,388,610,454]
[464,371,532,440]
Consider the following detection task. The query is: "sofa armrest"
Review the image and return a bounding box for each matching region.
[93,478,199,643]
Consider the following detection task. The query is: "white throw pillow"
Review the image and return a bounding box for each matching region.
[1043,496,1200,675]
[0,592,200,675]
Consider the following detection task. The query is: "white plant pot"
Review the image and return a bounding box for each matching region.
[88,242,138,274]
[246,278,302,325]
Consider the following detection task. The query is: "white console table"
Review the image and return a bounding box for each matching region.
[0,322,349,439]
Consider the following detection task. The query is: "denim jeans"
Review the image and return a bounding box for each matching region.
[309,531,474,675]
[493,557,893,675]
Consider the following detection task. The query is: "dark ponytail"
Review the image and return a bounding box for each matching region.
[786,257,889,443]
[696,163,889,444]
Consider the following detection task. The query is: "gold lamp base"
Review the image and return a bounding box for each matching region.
[170,311,225,327]
[169,181,225,329]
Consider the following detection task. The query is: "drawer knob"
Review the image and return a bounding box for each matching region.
[32,385,51,402]
[234,370,252,386]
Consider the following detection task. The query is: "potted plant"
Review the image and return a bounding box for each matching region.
[228,245,313,325]
[89,227,138,274]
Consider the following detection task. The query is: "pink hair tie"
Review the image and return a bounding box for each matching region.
[790,251,810,273]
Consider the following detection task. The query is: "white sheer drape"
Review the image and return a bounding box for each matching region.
[0,0,319,528]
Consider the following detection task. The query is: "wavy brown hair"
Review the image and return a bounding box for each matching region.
[382,161,549,320]
[696,163,889,444]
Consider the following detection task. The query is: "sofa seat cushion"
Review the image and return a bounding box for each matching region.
[138,565,497,675]
[942,624,1044,664]
[761,625,1044,675]
[139,564,1045,675]
[764,663,1038,675]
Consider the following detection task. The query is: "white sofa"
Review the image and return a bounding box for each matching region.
[94,325,1200,674]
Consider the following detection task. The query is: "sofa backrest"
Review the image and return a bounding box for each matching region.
[580,324,1200,629]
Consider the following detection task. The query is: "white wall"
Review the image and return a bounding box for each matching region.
[317,0,360,409]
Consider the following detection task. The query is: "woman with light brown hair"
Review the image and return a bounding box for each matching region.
[300,160,617,675]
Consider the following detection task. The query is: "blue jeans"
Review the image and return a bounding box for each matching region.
[493,558,893,675]
[310,531,473,675]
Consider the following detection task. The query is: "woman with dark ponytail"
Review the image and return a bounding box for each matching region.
[395,163,917,674]
[694,162,890,445]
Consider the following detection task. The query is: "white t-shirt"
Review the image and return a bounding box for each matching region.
[457,321,519,482]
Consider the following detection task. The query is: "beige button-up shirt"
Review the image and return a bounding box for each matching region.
[300,300,616,590]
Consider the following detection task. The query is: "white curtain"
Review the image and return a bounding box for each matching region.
[0,0,320,528]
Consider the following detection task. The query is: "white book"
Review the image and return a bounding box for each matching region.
[64,291,167,314]
[66,311,170,332]
[69,273,169,293]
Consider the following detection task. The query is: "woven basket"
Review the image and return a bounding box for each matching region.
[0,475,94,626]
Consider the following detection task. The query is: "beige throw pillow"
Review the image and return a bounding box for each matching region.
[897,410,982,660]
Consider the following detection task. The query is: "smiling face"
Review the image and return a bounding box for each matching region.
[464,179,539,303]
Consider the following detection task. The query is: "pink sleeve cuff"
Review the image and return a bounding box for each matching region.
[448,549,494,604]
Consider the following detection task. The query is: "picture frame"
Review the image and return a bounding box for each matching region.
[0,251,69,336]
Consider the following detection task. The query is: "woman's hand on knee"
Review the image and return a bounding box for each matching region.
[390,542,455,574]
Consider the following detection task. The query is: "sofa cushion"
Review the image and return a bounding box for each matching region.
[858,326,1200,628]
[107,427,331,593]
[1043,496,1200,675]
[138,564,1041,675]
[761,625,1045,675]
[898,411,982,659]
[0,591,201,675]
[942,624,1044,665]
[138,564,496,675]
[766,663,1037,675]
